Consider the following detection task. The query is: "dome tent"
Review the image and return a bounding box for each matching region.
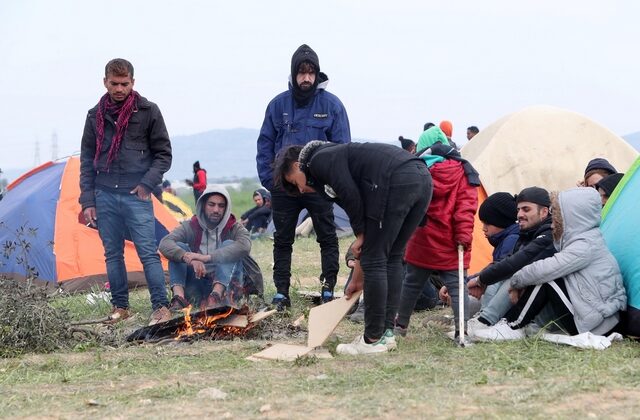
[0,157,179,292]
[461,105,638,272]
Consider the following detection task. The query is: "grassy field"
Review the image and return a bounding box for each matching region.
[2,236,640,418]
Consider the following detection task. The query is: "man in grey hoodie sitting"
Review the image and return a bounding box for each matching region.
[473,187,626,341]
[159,185,252,310]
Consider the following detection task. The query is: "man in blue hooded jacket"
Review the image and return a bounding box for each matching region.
[256,44,351,309]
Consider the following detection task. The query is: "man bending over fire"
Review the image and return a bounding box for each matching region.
[159,185,251,311]
[273,141,432,355]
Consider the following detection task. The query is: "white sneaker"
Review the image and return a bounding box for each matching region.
[336,335,389,355]
[467,316,491,338]
[382,329,397,351]
[472,319,526,341]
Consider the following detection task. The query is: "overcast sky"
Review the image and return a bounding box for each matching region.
[1,0,639,171]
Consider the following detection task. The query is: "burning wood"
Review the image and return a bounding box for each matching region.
[126,305,274,343]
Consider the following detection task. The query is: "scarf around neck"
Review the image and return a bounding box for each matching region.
[94,91,140,169]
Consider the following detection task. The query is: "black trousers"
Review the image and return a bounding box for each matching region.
[360,161,432,340]
[271,190,339,296]
[506,278,579,335]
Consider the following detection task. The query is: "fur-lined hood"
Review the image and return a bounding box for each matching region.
[552,187,601,250]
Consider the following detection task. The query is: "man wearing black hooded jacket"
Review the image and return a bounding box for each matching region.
[256,44,351,309]
[467,187,557,332]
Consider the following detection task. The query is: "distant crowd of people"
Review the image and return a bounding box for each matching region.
[78,49,632,356]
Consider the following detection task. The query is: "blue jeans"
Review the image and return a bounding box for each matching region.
[95,189,168,310]
[477,280,513,325]
[168,241,244,303]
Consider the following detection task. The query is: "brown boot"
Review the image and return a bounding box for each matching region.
[104,306,131,325]
[148,306,172,326]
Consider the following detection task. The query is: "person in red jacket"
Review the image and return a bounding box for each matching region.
[185,161,207,202]
[395,126,479,339]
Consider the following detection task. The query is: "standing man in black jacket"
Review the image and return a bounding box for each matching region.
[274,141,432,355]
[467,187,555,335]
[79,58,172,326]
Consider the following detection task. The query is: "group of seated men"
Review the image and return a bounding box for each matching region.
[426,157,630,341]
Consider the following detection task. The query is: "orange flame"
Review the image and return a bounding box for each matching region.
[175,305,236,340]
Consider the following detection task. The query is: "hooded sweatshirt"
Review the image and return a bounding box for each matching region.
[510,187,626,334]
[290,44,324,107]
[241,189,272,231]
[159,185,251,272]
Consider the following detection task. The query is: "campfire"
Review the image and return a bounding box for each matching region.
[174,305,250,340]
[126,304,275,344]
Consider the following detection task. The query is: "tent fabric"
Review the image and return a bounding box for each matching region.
[161,191,193,222]
[1,161,64,282]
[468,186,493,273]
[266,203,353,238]
[461,105,638,195]
[462,106,639,273]
[601,156,640,310]
[0,157,179,292]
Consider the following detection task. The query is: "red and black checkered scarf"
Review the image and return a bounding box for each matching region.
[94,91,140,168]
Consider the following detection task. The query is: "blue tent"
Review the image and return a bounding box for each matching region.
[601,156,640,332]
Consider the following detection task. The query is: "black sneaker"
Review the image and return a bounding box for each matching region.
[271,293,291,312]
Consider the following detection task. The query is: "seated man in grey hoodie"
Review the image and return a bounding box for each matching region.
[473,187,627,341]
[159,185,252,310]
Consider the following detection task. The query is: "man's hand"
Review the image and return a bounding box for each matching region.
[351,233,364,260]
[83,207,97,227]
[508,287,523,304]
[457,241,471,252]
[345,261,364,299]
[467,277,485,300]
[130,184,151,201]
[191,260,207,278]
[182,252,210,264]
[439,286,451,306]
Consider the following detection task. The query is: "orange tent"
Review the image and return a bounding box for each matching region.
[0,157,179,291]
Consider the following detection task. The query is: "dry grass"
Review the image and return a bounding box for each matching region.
[2,236,640,418]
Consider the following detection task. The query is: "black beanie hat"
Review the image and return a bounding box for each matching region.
[584,158,617,176]
[516,186,551,208]
[398,136,415,151]
[479,192,517,228]
[595,173,624,197]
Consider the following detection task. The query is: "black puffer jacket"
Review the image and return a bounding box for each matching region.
[301,141,429,235]
[478,217,555,286]
[79,95,172,209]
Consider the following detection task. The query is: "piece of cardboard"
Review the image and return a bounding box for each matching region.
[247,309,277,324]
[247,345,333,362]
[248,343,312,361]
[307,290,362,348]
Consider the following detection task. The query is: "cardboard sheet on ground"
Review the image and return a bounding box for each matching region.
[248,343,312,361]
[247,344,333,362]
[307,290,362,348]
